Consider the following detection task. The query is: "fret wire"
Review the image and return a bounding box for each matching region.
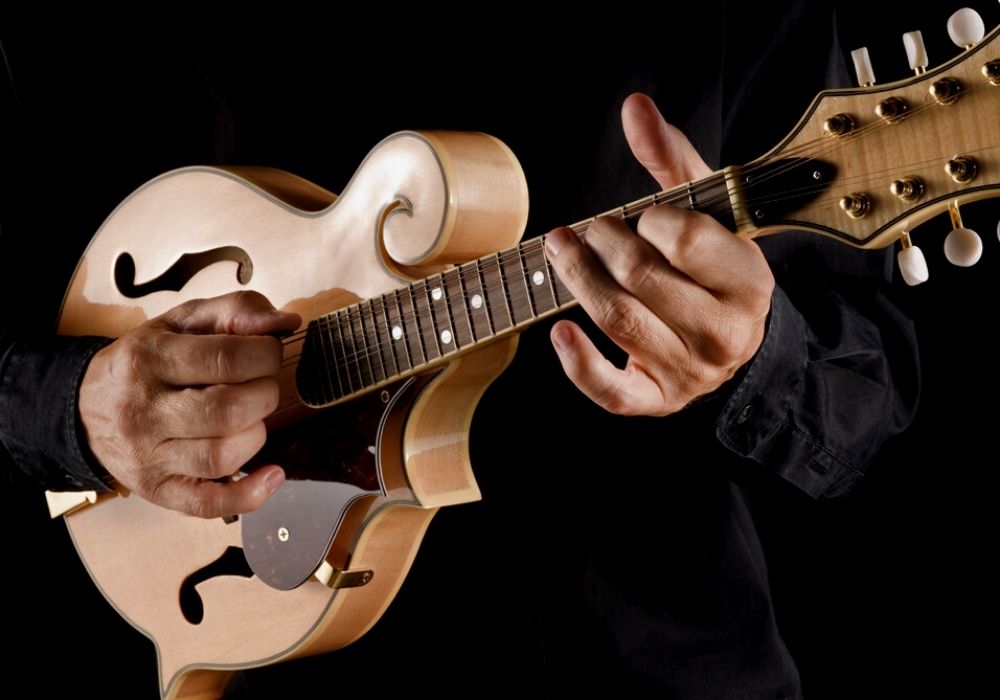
[524,238,558,312]
[474,257,496,335]
[334,311,357,393]
[319,315,340,401]
[392,288,416,369]
[361,300,386,383]
[493,252,516,327]
[455,266,477,342]
[443,268,473,348]
[515,244,537,318]
[424,276,444,356]
[350,307,375,387]
[376,295,400,376]
[404,285,429,365]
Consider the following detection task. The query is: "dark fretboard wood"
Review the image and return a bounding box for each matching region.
[295,170,738,407]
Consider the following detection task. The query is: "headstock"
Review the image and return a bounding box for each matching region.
[742,7,1000,286]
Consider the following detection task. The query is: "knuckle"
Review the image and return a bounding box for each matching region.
[670,220,705,262]
[602,300,645,342]
[621,255,658,291]
[204,438,238,478]
[186,496,218,520]
[204,389,246,433]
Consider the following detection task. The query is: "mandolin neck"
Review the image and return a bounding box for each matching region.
[295,170,741,408]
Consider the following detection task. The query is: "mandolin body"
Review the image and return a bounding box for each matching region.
[56,131,529,700]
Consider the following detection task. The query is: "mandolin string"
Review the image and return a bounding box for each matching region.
[279,135,1000,408]
[272,85,1000,410]
[282,133,1000,379]
[275,135,1000,413]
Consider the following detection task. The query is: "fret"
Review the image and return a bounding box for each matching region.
[515,245,537,318]
[443,268,474,348]
[480,253,513,331]
[395,288,423,368]
[362,299,387,383]
[472,259,496,336]
[319,315,343,400]
[348,307,375,388]
[426,274,457,353]
[411,281,442,361]
[544,252,573,308]
[377,294,403,375]
[521,240,557,315]
[305,318,334,405]
[334,311,361,393]
[500,250,532,325]
[462,261,493,340]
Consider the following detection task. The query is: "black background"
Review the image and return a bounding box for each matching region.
[1,3,998,697]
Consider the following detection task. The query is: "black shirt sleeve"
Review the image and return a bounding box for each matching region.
[0,331,113,491]
[715,236,920,497]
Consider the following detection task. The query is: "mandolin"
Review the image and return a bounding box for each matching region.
[50,17,1000,700]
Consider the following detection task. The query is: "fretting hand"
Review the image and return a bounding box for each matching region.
[545,93,774,416]
[79,291,300,517]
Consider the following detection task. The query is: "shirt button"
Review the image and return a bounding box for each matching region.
[736,403,754,424]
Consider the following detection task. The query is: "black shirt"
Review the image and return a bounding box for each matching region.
[4,2,974,697]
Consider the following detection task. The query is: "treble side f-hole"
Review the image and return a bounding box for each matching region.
[114,246,253,299]
[179,546,254,625]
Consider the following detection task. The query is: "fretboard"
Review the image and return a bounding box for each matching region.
[296,170,736,407]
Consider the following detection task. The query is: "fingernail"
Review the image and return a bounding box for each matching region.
[264,467,285,493]
[551,325,573,351]
[545,228,573,257]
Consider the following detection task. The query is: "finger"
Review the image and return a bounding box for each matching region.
[580,215,720,337]
[158,379,280,438]
[550,320,672,416]
[152,465,285,518]
[545,227,681,357]
[149,333,285,386]
[622,93,712,189]
[636,205,773,301]
[162,290,301,337]
[155,421,268,479]
[159,424,267,480]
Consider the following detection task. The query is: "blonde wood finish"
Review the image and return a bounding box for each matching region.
[57,131,528,699]
[748,26,1000,249]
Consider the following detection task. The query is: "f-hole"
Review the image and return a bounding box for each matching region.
[179,546,254,624]
[114,246,253,299]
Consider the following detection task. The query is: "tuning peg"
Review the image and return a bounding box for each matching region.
[948,8,985,49]
[851,47,876,86]
[903,31,929,74]
[943,201,982,266]
[898,232,929,286]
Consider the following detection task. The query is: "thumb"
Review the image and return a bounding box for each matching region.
[163,291,301,337]
[621,93,713,189]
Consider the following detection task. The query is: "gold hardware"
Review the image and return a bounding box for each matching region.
[822,113,856,137]
[278,526,290,542]
[874,97,908,123]
[945,156,978,183]
[948,200,966,230]
[313,561,375,589]
[839,193,871,219]
[984,60,1000,86]
[45,490,98,519]
[889,177,925,203]
[899,231,915,249]
[929,77,962,105]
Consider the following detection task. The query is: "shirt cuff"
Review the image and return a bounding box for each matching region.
[0,335,114,491]
[715,287,862,498]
